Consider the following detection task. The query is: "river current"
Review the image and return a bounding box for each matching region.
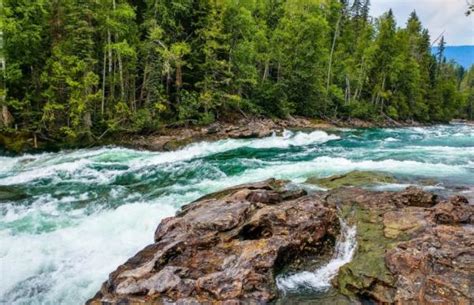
[0,125,473,305]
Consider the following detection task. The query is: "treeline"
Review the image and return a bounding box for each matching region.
[1,0,473,141]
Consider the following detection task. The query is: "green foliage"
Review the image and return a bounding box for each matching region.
[2,0,472,144]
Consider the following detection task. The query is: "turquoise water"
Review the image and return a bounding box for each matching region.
[0,125,473,305]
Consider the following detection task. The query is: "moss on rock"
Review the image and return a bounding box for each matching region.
[334,207,397,302]
[306,171,396,189]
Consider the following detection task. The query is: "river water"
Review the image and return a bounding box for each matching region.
[0,125,473,305]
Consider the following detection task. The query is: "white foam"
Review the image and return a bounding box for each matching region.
[129,130,339,169]
[0,201,177,305]
[276,218,357,292]
[248,130,340,149]
[370,183,445,192]
[0,130,339,186]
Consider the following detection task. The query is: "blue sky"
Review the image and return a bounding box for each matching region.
[370,0,474,45]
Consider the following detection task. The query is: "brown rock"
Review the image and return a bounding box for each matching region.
[87,179,338,305]
[386,225,474,304]
[390,186,437,207]
[328,187,473,304]
[432,196,474,224]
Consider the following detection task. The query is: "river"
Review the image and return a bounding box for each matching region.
[0,125,473,305]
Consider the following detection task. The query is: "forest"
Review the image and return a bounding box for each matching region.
[1,0,473,143]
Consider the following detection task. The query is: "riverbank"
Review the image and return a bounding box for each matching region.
[0,116,433,154]
[119,117,429,152]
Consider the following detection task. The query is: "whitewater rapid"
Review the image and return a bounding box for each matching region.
[276,218,357,292]
[0,125,473,304]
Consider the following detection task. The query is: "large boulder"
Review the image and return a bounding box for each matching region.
[87,179,339,305]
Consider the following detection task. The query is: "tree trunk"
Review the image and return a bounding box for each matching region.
[83,111,92,132]
[175,64,182,104]
[1,105,13,128]
[379,75,386,111]
[353,56,367,102]
[118,52,125,101]
[345,75,351,105]
[262,60,269,81]
[107,29,114,100]
[176,64,182,89]
[140,62,149,104]
[326,13,342,93]
[101,48,107,115]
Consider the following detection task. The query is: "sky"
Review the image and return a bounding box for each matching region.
[370,0,474,46]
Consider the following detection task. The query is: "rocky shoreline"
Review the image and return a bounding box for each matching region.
[87,178,473,305]
[0,116,430,153]
[119,117,428,152]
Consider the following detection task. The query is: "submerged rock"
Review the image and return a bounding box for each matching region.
[306,171,396,189]
[88,182,473,305]
[87,179,339,304]
[0,186,28,202]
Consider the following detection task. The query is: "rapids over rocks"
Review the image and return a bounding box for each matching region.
[0,125,473,304]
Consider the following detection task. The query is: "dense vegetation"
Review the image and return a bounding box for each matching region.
[1,0,473,143]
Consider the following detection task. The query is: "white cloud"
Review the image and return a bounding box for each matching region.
[370,0,474,45]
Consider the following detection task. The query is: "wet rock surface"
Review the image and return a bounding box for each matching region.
[88,181,473,305]
[87,179,339,304]
[328,187,474,304]
[306,171,396,189]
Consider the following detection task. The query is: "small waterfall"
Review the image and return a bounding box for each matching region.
[276,218,357,292]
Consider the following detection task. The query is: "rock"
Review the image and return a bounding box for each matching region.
[432,196,474,224]
[0,186,28,202]
[88,183,473,305]
[205,123,221,134]
[0,133,33,153]
[328,187,473,304]
[120,117,340,153]
[383,208,430,239]
[87,179,339,305]
[390,186,437,208]
[306,171,396,189]
[162,138,196,151]
[222,119,275,139]
[386,225,474,304]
